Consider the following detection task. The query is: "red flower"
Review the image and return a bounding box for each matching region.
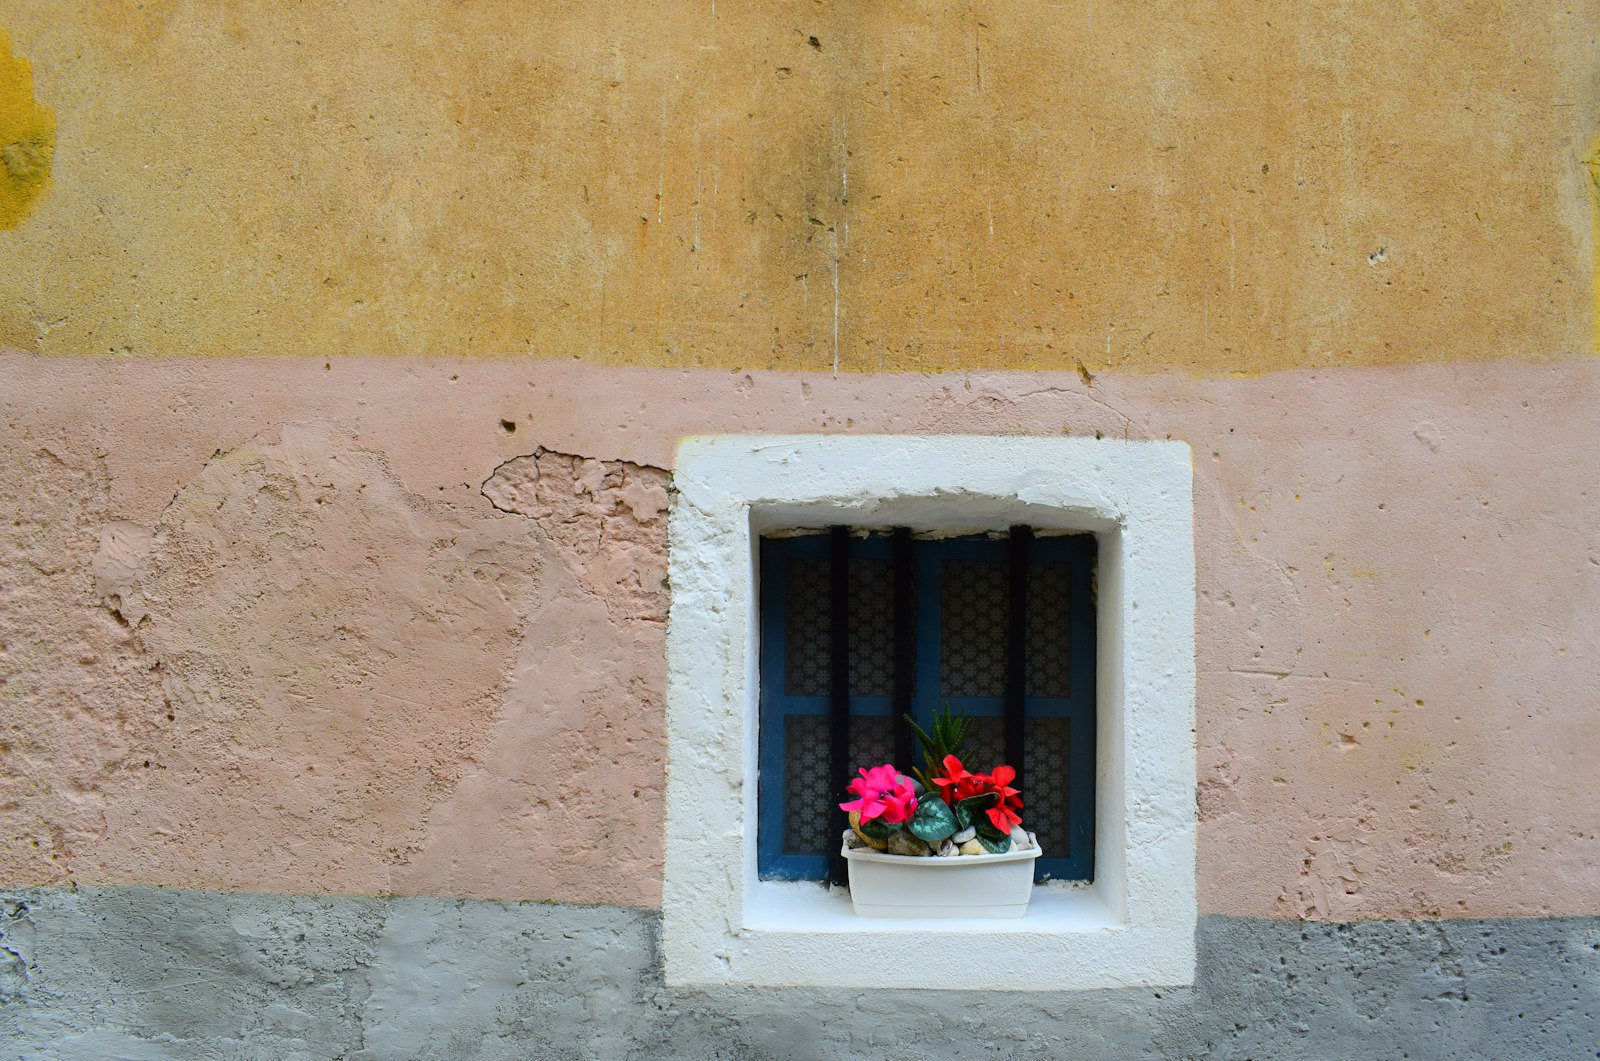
[978,763,1024,834]
[936,756,1024,833]
[931,754,985,805]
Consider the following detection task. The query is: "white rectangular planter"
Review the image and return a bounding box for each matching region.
[842,843,1043,918]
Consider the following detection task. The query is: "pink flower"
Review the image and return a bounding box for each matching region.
[839,763,919,825]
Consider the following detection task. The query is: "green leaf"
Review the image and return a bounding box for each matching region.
[951,713,972,758]
[907,797,957,843]
[907,706,977,782]
[904,713,940,771]
[953,792,998,831]
[974,814,1008,841]
[859,817,901,841]
[975,831,1012,854]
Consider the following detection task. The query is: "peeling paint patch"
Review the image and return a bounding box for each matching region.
[0,29,53,230]
[481,447,669,625]
[1278,821,1379,920]
[90,520,151,620]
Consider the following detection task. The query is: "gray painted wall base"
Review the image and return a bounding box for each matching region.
[2,887,1596,1059]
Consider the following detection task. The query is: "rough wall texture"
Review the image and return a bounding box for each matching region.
[1,391,669,905]
[1,0,1598,1050]
[2,351,1597,920]
[0,2,1595,371]
[3,888,1598,1059]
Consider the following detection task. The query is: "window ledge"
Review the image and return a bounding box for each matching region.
[724,880,1188,991]
[743,878,1115,935]
[663,435,1196,991]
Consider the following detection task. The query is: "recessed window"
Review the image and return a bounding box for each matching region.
[757,528,1096,883]
[664,435,1195,991]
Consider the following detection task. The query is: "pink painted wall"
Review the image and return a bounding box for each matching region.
[2,351,1597,918]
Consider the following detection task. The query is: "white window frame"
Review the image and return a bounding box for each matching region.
[663,435,1195,991]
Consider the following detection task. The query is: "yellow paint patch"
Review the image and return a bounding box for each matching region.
[0,29,53,230]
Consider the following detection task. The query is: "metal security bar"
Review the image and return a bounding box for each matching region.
[1006,525,1032,769]
[892,527,916,772]
[827,525,851,885]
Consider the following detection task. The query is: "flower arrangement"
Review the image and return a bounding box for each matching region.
[840,707,1036,859]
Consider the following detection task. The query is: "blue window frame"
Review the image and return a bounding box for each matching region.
[758,531,1097,883]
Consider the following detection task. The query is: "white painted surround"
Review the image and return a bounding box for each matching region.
[663,436,1196,990]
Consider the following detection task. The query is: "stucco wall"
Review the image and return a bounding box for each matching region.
[2,888,1597,1059]
[0,3,1596,371]
[3,0,1599,1052]
[3,352,1596,920]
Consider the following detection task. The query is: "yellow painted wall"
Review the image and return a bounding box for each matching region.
[0,1,1594,373]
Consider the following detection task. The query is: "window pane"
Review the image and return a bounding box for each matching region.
[960,715,1006,774]
[849,714,896,778]
[783,714,832,852]
[1023,715,1073,862]
[783,554,896,697]
[940,559,1008,697]
[1027,561,1072,698]
[784,558,831,696]
[783,713,898,855]
[848,559,896,697]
